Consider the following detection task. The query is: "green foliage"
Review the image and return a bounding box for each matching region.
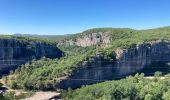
[2,91,34,100]
[0,35,56,45]
[3,91,15,100]
[9,45,99,90]
[10,81,18,89]
[62,73,170,100]
[154,71,162,77]
[162,90,170,100]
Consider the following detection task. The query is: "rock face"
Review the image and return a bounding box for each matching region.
[56,40,170,89]
[0,39,63,74]
[57,32,112,47]
[115,40,170,76]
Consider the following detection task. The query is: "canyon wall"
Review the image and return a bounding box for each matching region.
[56,40,170,89]
[57,32,112,47]
[0,39,63,74]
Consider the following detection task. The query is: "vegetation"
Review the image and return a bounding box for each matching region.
[62,73,170,100]
[5,26,170,91]
[6,45,99,90]
[0,80,34,100]
[0,35,56,45]
[0,91,34,100]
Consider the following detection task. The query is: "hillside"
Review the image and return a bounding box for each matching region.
[13,33,72,42]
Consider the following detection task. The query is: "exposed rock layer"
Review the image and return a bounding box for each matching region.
[0,39,63,74]
[56,40,170,89]
[57,32,112,47]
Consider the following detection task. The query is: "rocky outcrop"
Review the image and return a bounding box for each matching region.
[57,32,112,47]
[56,40,170,89]
[0,39,63,74]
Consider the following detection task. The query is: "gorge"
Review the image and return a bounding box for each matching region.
[1,27,170,90]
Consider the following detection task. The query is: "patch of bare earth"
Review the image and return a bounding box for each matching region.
[22,92,61,100]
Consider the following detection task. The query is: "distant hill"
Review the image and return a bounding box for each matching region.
[13,33,37,36]
[13,33,73,42]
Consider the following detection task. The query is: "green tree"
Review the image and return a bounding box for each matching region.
[154,71,162,77]
[162,90,170,100]
[144,94,153,100]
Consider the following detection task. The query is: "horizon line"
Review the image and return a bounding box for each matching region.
[0,25,170,36]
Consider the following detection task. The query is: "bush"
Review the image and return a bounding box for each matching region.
[154,71,162,77]
[10,81,18,89]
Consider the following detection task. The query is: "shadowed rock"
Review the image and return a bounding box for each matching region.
[0,39,63,74]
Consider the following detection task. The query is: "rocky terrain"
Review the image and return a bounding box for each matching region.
[0,38,63,74]
[57,31,112,47]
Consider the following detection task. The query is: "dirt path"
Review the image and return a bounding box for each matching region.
[22,92,61,100]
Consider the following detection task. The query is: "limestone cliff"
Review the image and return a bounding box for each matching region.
[57,32,112,47]
[56,40,170,89]
[0,39,63,74]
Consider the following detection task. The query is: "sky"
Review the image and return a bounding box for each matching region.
[0,0,170,35]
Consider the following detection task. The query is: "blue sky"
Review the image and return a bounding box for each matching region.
[0,0,170,35]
